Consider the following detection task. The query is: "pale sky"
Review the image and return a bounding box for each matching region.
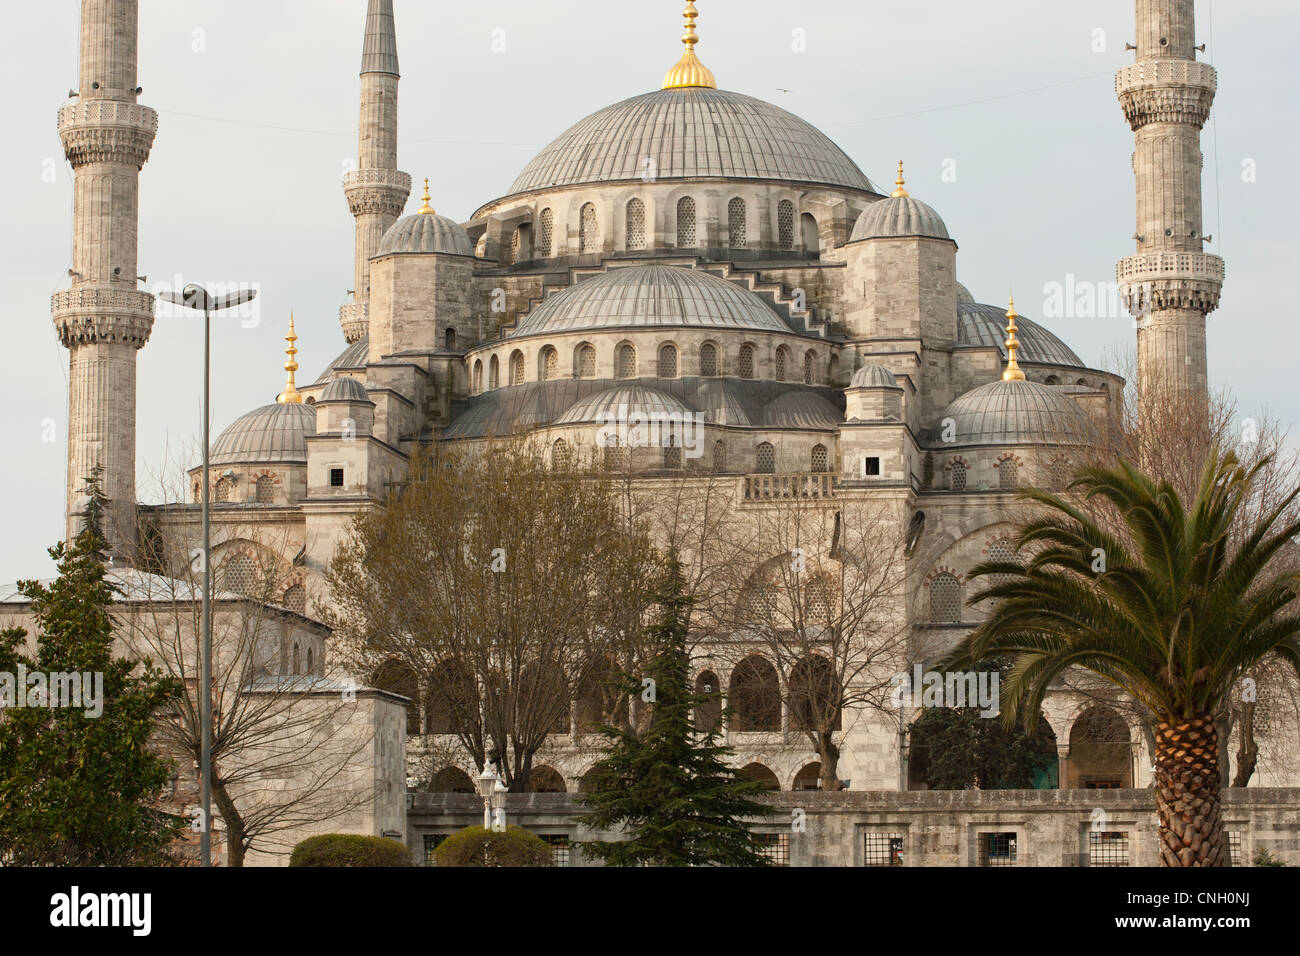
[2,0,1297,583]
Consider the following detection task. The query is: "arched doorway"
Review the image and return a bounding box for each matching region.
[1067,705,1133,788]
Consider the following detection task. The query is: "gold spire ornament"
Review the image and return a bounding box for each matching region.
[277,314,303,403]
[417,178,434,216]
[1002,294,1026,381]
[662,1,717,90]
[891,161,909,198]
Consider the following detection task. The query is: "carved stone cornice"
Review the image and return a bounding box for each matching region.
[58,101,158,169]
[1117,253,1225,316]
[1116,61,1217,130]
[339,302,369,344]
[52,287,156,348]
[344,168,411,218]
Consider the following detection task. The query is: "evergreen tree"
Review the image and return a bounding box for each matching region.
[0,469,183,865]
[578,555,774,866]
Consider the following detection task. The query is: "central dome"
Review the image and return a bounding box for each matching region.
[507,88,876,196]
[511,265,790,337]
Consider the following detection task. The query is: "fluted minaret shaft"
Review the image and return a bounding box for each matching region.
[53,0,157,559]
[1117,0,1223,401]
[340,0,410,344]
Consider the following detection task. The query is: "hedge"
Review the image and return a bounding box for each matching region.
[432,826,553,867]
[289,834,415,867]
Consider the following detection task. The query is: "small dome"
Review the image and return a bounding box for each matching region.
[956,283,976,305]
[512,265,789,337]
[211,403,317,466]
[376,213,473,257]
[313,337,369,384]
[935,378,1091,448]
[555,384,695,425]
[957,302,1083,368]
[850,195,950,242]
[762,391,842,429]
[318,377,371,404]
[850,365,898,389]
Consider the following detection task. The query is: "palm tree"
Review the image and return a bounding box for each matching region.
[941,447,1300,866]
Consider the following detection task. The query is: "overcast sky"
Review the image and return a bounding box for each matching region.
[2,0,1296,583]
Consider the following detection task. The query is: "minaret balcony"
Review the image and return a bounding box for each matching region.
[1116,253,1225,316]
[57,101,158,169]
[1115,60,1217,97]
[1116,61,1217,129]
[343,169,411,217]
[52,287,155,348]
[339,303,369,344]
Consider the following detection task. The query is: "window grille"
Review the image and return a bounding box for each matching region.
[999,458,1018,489]
[1228,832,1242,866]
[509,227,520,264]
[775,347,788,381]
[754,833,790,866]
[255,475,275,504]
[778,200,795,249]
[658,344,678,378]
[804,351,815,385]
[552,439,571,470]
[756,442,776,474]
[728,197,747,247]
[950,459,967,491]
[811,444,829,473]
[663,437,682,470]
[699,343,718,376]
[677,196,696,246]
[423,834,447,866]
[863,832,905,866]
[222,554,259,598]
[712,440,727,473]
[282,584,306,615]
[578,345,597,378]
[738,344,755,379]
[979,832,1017,866]
[626,198,646,249]
[542,347,558,380]
[1088,831,1130,867]
[510,352,525,386]
[929,573,961,623]
[541,834,571,867]
[580,203,598,252]
[538,208,553,257]
[215,477,233,502]
[616,344,636,379]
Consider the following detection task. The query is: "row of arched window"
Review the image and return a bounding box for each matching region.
[926,539,1017,623]
[946,456,1077,492]
[472,342,825,392]
[196,473,279,505]
[553,437,830,475]
[518,197,816,260]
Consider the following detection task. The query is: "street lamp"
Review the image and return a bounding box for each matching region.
[476,761,505,831]
[157,283,257,868]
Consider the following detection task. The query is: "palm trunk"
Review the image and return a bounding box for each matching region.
[1153,715,1228,866]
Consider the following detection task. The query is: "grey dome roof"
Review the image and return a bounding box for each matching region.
[850,365,899,389]
[762,391,842,429]
[956,283,976,305]
[958,302,1083,367]
[512,265,789,337]
[319,377,371,403]
[935,378,1091,448]
[314,337,369,384]
[555,384,695,425]
[211,403,317,466]
[850,195,950,241]
[376,213,473,257]
[506,88,875,196]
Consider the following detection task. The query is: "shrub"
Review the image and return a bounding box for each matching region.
[1253,847,1285,867]
[432,826,552,867]
[289,834,415,867]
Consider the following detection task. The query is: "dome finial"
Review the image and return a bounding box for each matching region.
[1002,293,1026,381]
[662,1,717,90]
[277,314,303,403]
[417,178,434,216]
[891,160,909,198]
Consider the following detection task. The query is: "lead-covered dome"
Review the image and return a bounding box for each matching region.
[506,88,876,196]
[850,194,950,242]
[850,365,899,389]
[511,265,790,337]
[555,384,696,425]
[376,212,473,257]
[957,302,1083,368]
[211,403,317,466]
[935,379,1091,447]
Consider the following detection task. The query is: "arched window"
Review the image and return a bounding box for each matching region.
[778,200,795,249]
[538,208,554,257]
[699,342,718,376]
[950,459,967,491]
[603,440,630,472]
[929,572,962,624]
[728,197,747,248]
[372,659,420,735]
[801,212,820,253]
[577,343,597,378]
[282,584,306,614]
[551,438,571,470]
[429,767,476,793]
[811,444,829,473]
[214,476,233,503]
[695,671,722,733]
[756,442,776,474]
[255,474,275,504]
[677,195,696,247]
[803,350,816,385]
[1044,375,1061,385]
[712,440,727,473]
[192,479,201,503]
[426,660,475,735]
[626,198,646,249]
[1051,457,1071,490]
[729,656,780,731]
[292,643,301,675]
[616,343,637,379]
[580,202,599,253]
[539,346,559,381]
[1068,705,1133,789]
[444,328,457,351]
[472,360,483,393]
[999,458,1018,490]
[528,767,567,793]
[739,762,781,791]
[793,762,823,791]
[306,646,313,674]
[828,353,839,386]
[508,226,520,265]
[657,343,678,378]
[509,350,525,386]
[775,346,790,381]
[488,355,500,389]
[220,553,260,598]
[738,343,756,379]
[789,656,841,733]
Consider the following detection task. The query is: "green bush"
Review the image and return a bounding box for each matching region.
[432,826,552,867]
[1253,847,1286,867]
[288,834,415,867]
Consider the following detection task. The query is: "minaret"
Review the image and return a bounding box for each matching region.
[52,0,158,559]
[1116,0,1223,401]
[340,0,411,344]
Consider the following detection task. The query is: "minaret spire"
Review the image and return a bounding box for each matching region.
[341,0,411,344]
[662,1,717,90]
[278,315,303,404]
[891,161,909,198]
[1117,0,1222,404]
[1002,294,1026,381]
[53,0,158,559]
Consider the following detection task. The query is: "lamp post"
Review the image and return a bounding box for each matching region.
[158,283,257,868]
[476,762,504,831]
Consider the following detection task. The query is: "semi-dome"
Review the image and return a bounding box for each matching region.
[504,88,876,197]
[512,265,790,337]
[935,378,1091,448]
[956,283,976,305]
[555,384,696,425]
[850,194,950,242]
[761,391,842,429]
[850,365,899,389]
[210,403,317,466]
[314,337,369,384]
[958,302,1083,368]
[318,377,371,404]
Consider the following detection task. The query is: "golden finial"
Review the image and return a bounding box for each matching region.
[662,1,717,90]
[1002,293,1026,381]
[417,178,434,216]
[277,314,303,403]
[891,161,910,198]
